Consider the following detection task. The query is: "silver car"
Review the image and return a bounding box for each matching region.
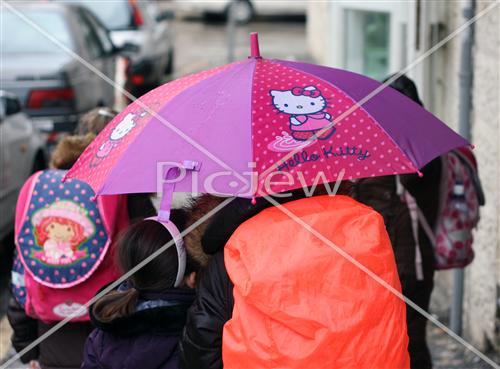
[1,2,119,135]
[72,0,175,97]
[0,91,46,242]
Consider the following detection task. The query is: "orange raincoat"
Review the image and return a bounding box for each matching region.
[223,195,410,368]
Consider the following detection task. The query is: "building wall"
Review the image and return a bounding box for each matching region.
[307,0,500,349]
[463,2,500,350]
[306,1,330,64]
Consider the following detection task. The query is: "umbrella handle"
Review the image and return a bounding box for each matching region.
[158,161,201,222]
[158,167,179,222]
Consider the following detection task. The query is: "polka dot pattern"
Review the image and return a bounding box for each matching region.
[66,62,241,193]
[17,170,109,288]
[252,60,417,194]
[10,250,26,309]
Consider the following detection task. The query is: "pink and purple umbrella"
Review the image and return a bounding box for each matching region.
[66,33,468,200]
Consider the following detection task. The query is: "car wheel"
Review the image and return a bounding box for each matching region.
[164,49,174,76]
[226,0,254,24]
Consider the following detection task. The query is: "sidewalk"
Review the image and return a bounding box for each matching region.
[2,315,499,368]
[0,316,27,368]
[429,324,500,368]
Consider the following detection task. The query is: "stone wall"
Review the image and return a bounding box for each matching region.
[463,3,500,350]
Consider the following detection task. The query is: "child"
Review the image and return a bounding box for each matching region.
[7,134,128,369]
[81,213,199,369]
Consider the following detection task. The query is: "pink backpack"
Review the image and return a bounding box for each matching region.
[13,170,128,322]
[400,147,484,277]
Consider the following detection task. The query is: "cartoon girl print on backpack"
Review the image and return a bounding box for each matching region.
[32,200,95,265]
[270,86,336,143]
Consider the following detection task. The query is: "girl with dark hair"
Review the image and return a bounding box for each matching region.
[82,212,200,369]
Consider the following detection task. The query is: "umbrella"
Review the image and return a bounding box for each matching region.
[66,33,468,207]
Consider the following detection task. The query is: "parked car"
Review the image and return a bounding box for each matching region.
[174,0,306,24]
[70,0,176,97]
[0,91,47,243]
[1,2,119,140]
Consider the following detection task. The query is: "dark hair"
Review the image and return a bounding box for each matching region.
[383,74,423,106]
[93,211,199,322]
[75,107,117,135]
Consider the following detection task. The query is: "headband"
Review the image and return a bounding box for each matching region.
[146,216,186,288]
[149,161,200,287]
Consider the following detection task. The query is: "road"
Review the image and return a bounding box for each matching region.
[172,17,311,78]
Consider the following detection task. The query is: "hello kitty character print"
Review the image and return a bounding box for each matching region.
[91,111,146,166]
[270,86,336,142]
[32,200,94,265]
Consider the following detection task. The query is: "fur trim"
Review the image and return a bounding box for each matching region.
[50,134,95,169]
[183,195,228,266]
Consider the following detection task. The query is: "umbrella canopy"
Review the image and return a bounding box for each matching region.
[66,33,468,198]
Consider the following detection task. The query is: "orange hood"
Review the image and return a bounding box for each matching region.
[223,195,410,368]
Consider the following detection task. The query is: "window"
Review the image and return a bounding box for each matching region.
[1,10,74,54]
[76,11,105,59]
[344,10,390,81]
[5,97,21,116]
[83,10,114,55]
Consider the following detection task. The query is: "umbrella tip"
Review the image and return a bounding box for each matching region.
[470,144,476,150]
[417,171,424,178]
[250,32,261,58]
[251,196,257,205]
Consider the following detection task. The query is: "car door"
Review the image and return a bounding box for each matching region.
[74,8,114,108]
[0,95,32,237]
[140,2,171,76]
[81,8,117,107]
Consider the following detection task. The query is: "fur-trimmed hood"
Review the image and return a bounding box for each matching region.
[182,195,228,266]
[182,195,278,267]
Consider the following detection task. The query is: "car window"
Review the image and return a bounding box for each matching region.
[1,10,74,54]
[76,10,105,59]
[70,1,133,31]
[82,9,114,55]
[0,98,5,119]
[5,97,21,116]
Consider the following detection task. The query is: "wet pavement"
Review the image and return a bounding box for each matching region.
[428,324,500,368]
[172,16,311,77]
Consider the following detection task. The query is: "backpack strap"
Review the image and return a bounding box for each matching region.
[396,175,427,281]
[454,149,485,206]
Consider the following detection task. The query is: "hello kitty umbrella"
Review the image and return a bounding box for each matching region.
[66,33,468,204]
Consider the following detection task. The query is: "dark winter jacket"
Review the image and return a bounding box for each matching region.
[179,196,292,369]
[82,288,195,369]
[353,159,441,281]
[7,296,93,369]
[352,159,442,369]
